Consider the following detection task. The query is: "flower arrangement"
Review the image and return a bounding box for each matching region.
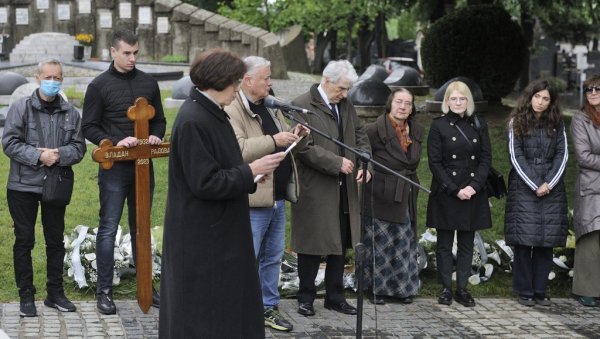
[64,225,162,289]
[75,33,94,46]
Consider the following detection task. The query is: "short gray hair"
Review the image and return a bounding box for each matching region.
[37,59,63,75]
[321,60,358,85]
[243,56,271,75]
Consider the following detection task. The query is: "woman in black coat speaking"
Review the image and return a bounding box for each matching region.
[504,79,568,307]
[426,81,492,308]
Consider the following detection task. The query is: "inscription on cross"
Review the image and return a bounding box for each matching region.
[92,97,170,313]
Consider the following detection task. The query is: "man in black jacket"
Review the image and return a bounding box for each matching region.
[82,28,166,315]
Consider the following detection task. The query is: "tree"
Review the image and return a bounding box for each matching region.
[421,4,527,103]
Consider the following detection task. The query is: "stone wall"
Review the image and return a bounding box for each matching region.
[0,0,288,78]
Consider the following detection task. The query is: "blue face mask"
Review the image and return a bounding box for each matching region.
[40,80,62,97]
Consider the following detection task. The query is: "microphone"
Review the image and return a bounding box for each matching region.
[264,95,310,114]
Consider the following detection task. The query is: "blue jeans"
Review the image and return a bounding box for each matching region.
[250,200,286,309]
[96,162,154,294]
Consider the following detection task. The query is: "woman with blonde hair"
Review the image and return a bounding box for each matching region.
[426,81,492,307]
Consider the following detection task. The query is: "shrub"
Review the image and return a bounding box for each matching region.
[421,5,527,103]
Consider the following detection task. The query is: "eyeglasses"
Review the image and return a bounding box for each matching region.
[584,86,600,94]
[448,97,467,103]
[393,99,413,107]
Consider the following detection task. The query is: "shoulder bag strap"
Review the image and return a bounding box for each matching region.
[30,99,46,149]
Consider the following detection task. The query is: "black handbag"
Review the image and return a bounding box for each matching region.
[454,116,507,199]
[486,166,507,198]
[32,104,75,206]
[42,166,75,206]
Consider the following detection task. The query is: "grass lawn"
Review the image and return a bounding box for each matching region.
[0,90,578,302]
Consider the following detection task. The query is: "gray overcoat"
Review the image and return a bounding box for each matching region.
[572,111,600,240]
[290,84,371,255]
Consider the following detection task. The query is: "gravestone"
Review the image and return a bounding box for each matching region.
[383,65,429,96]
[278,25,310,73]
[164,75,193,109]
[0,72,28,95]
[350,79,391,123]
[9,83,68,107]
[357,64,388,83]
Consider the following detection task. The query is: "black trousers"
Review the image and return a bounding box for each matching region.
[297,187,351,304]
[512,244,553,298]
[7,189,66,297]
[436,229,475,290]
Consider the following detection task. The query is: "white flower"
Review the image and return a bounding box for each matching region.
[468,274,481,285]
[569,269,574,277]
[548,271,556,280]
[84,253,96,261]
[559,255,567,262]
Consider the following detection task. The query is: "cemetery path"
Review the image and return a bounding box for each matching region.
[1,298,599,338]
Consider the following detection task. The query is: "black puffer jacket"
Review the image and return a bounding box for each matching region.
[504,119,569,247]
[82,62,166,146]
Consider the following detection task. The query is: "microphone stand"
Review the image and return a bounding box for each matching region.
[281,108,430,339]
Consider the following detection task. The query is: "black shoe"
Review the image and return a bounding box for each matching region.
[368,293,385,305]
[20,290,37,317]
[44,293,76,312]
[297,302,315,316]
[517,295,535,307]
[97,292,116,315]
[324,300,357,315]
[455,289,476,307]
[395,296,414,304]
[534,293,551,306]
[152,288,160,308]
[438,288,452,306]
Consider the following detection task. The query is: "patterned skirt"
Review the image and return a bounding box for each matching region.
[362,217,420,298]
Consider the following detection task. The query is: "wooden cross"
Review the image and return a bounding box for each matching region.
[91,97,170,313]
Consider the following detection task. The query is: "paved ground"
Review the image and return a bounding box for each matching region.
[1,297,600,338]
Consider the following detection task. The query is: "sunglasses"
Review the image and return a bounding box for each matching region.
[584,86,600,94]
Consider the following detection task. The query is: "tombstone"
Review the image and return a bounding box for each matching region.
[383,65,429,96]
[172,76,194,100]
[426,76,487,113]
[9,33,78,63]
[0,72,28,95]
[279,25,310,73]
[165,76,193,109]
[0,106,8,128]
[357,64,388,83]
[349,79,391,123]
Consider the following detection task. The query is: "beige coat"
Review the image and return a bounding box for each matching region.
[571,111,600,240]
[226,91,299,207]
[290,84,371,255]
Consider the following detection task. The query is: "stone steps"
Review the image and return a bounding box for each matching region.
[10,32,77,64]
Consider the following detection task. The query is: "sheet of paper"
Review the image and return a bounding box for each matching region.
[254,136,303,183]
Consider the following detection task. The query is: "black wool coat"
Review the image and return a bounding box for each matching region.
[504,120,569,247]
[159,89,264,339]
[426,112,492,231]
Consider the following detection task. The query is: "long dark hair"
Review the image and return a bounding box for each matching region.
[509,79,562,138]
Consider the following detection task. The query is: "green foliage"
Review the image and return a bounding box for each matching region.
[538,71,567,94]
[421,4,527,102]
[386,9,417,40]
[160,54,188,63]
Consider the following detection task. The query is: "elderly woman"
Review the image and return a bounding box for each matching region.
[363,88,424,305]
[571,74,600,307]
[159,49,285,338]
[426,81,492,307]
[504,79,568,307]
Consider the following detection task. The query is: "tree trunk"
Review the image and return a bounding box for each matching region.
[313,31,335,74]
[357,17,374,72]
[374,11,387,59]
[518,12,535,91]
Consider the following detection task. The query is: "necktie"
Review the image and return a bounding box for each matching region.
[330,103,339,125]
